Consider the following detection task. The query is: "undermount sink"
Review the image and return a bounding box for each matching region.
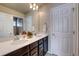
[11,40,27,45]
[36,34,42,37]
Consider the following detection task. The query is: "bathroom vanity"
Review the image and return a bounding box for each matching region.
[0,34,48,56]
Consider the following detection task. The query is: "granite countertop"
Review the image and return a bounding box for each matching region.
[0,34,48,56]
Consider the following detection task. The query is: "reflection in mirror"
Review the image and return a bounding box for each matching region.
[13,17,23,35]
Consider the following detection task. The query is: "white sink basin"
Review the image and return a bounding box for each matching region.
[11,40,27,45]
[36,34,42,37]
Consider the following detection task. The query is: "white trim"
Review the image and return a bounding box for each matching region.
[76,3,79,56]
[72,3,79,56]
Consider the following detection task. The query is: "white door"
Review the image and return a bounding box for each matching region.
[50,4,74,56]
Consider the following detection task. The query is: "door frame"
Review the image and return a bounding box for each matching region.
[73,3,79,56]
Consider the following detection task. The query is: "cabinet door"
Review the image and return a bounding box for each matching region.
[38,39,43,56]
[43,36,48,55]
[30,47,38,56]
[29,41,38,50]
[39,44,43,56]
[29,41,38,56]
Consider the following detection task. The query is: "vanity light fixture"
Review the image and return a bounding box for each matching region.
[29,3,38,10]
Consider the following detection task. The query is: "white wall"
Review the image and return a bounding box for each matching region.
[38,5,49,33]
[23,12,33,32]
[24,11,39,33]
[0,12,13,37]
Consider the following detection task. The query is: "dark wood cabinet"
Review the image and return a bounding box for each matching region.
[5,36,48,56]
[43,36,48,55]
[38,39,43,56]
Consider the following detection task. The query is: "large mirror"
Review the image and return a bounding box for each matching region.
[0,3,48,37]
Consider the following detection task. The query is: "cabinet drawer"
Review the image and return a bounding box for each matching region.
[5,45,29,56]
[29,41,38,50]
[30,47,38,56]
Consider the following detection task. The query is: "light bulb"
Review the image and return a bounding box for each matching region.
[33,3,36,6]
[33,7,35,10]
[29,4,32,8]
[36,5,38,10]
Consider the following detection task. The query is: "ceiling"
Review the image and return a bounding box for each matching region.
[0,3,44,14]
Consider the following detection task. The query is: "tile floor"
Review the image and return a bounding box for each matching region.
[45,53,57,56]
